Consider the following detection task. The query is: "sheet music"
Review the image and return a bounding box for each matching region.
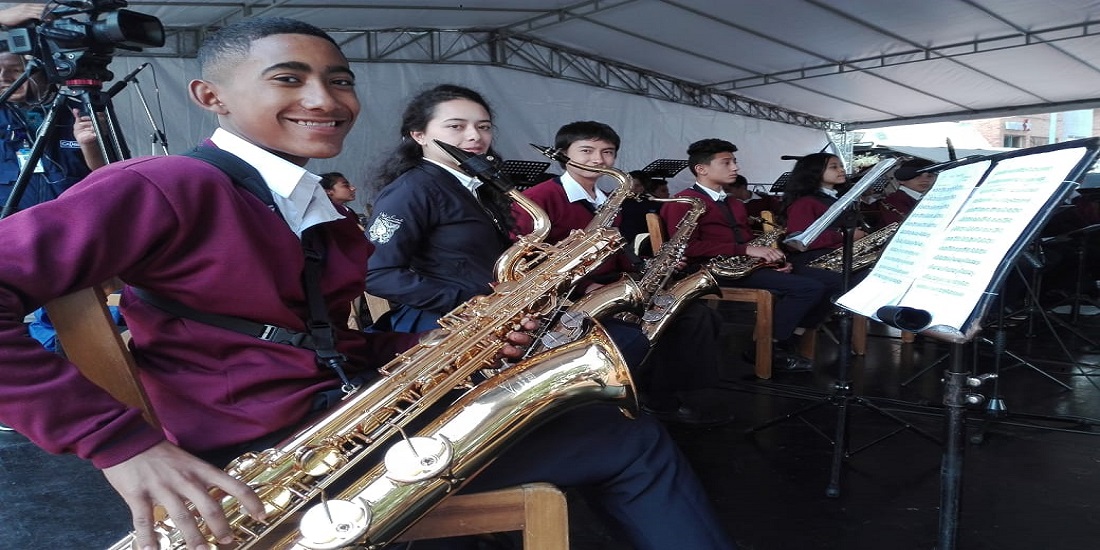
[836,161,988,316]
[838,146,1092,339]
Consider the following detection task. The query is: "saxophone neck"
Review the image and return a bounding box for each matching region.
[493,189,552,283]
[509,188,550,243]
[584,165,634,230]
[529,143,633,231]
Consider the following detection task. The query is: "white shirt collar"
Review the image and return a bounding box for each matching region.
[423,157,483,195]
[900,185,923,200]
[695,182,727,202]
[210,128,342,237]
[561,171,607,205]
[820,187,839,198]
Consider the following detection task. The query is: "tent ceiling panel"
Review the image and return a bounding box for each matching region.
[88,1,1100,129]
[957,42,1100,104]
[862,60,1042,114]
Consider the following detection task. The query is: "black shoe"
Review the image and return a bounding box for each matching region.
[773,349,813,373]
[640,403,735,426]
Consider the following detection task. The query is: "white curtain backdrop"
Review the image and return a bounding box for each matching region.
[104,56,829,212]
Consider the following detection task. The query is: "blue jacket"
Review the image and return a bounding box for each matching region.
[366,161,511,332]
[0,103,89,210]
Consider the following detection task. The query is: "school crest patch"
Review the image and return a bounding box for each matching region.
[368,212,403,244]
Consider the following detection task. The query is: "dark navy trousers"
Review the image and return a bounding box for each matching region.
[463,404,737,550]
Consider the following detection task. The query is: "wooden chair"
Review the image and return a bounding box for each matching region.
[45,283,569,549]
[646,213,777,379]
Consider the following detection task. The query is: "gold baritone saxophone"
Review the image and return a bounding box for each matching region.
[706,226,788,279]
[524,145,646,351]
[109,153,635,550]
[807,222,900,272]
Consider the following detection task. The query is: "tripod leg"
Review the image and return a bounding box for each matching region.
[825,380,850,498]
[72,86,127,165]
[900,352,948,387]
[743,399,831,435]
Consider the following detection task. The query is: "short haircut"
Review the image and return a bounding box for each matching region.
[197,17,338,80]
[687,138,738,176]
[628,170,667,194]
[553,121,620,167]
[894,158,935,181]
[319,171,347,191]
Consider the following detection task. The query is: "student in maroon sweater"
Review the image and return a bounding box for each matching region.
[0,22,735,550]
[516,121,733,425]
[663,139,844,373]
[878,158,936,227]
[780,152,869,265]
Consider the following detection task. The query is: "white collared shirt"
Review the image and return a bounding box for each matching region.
[899,185,923,200]
[210,128,343,238]
[695,182,727,202]
[561,171,607,206]
[820,187,839,199]
[423,157,483,196]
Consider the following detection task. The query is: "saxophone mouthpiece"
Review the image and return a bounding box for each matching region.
[434,139,474,165]
[433,139,514,192]
[530,143,569,164]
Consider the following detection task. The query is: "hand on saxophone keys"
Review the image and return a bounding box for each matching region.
[498,316,540,359]
[746,245,785,265]
[102,440,267,550]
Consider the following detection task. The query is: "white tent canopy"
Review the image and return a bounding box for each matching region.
[12,1,1100,198]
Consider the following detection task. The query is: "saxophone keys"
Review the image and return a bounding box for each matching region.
[295,443,350,477]
[383,435,454,483]
[295,497,372,550]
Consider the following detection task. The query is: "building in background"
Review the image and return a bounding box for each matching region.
[972,109,1099,148]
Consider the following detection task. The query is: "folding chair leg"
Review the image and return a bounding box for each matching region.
[754,295,774,379]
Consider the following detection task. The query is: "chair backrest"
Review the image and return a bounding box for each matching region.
[645,212,666,251]
[45,283,161,428]
[362,293,392,322]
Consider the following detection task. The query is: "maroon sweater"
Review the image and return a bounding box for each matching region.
[878,189,919,227]
[785,193,844,251]
[0,153,417,468]
[661,186,754,262]
[513,177,633,278]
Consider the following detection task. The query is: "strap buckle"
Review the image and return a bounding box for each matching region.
[259,325,308,347]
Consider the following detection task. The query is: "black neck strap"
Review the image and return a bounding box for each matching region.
[134,146,357,393]
[690,185,745,244]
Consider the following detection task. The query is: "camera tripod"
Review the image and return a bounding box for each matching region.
[745,211,941,498]
[1,59,127,219]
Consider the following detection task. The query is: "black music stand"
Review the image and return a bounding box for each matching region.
[838,138,1100,550]
[500,160,551,191]
[746,204,941,499]
[638,159,688,179]
[1042,222,1100,329]
[768,171,792,194]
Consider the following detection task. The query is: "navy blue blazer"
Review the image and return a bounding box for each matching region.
[365,160,510,331]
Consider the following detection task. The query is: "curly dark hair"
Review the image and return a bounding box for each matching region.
[780,152,838,217]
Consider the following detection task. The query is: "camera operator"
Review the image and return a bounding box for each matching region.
[0,2,105,211]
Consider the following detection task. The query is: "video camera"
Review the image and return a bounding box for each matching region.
[0,0,163,84]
